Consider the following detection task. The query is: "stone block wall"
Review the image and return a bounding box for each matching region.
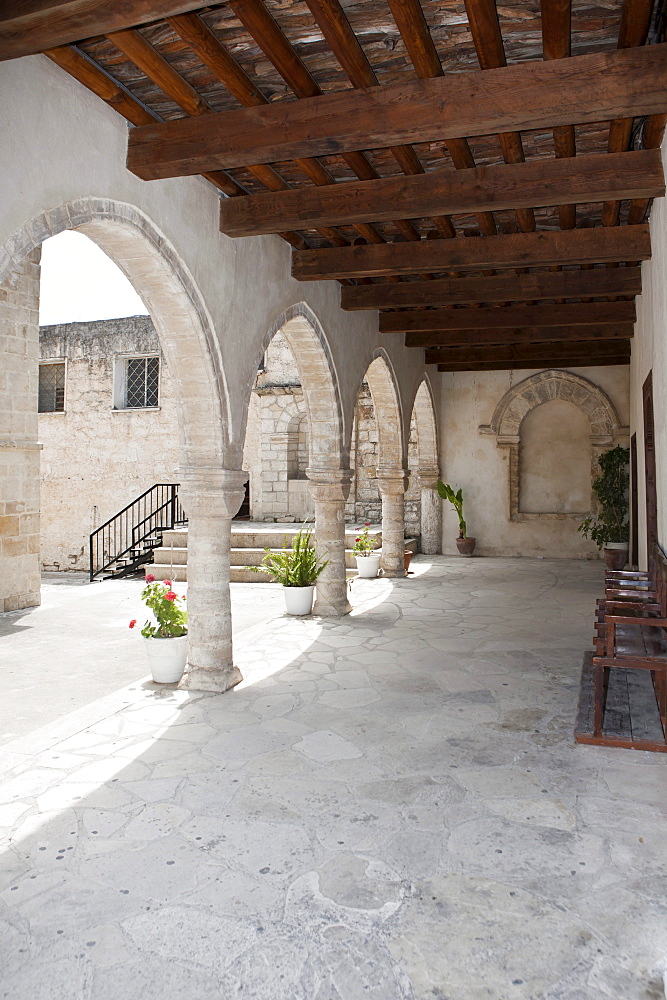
[0,250,42,611]
[39,316,180,571]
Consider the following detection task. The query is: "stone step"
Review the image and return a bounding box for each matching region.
[159,523,384,551]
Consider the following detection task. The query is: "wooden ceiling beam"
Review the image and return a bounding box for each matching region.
[386,0,497,236]
[126,45,667,180]
[437,356,630,372]
[219,150,664,237]
[540,0,576,230]
[463,0,535,233]
[382,301,636,333]
[425,338,630,365]
[0,0,212,61]
[341,267,642,310]
[227,0,419,244]
[292,226,651,281]
[407,323,634,348]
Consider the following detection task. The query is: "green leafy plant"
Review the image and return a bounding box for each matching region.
[578,445,630,549]
[352,523,379,556]
[251,522,329,587]
[130,575,188,639]
[437,481,467,538]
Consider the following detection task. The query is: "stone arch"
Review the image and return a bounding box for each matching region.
[0,197,230,473]
[249,303,344,471]
[409,376,439,474]
[360,349,405,471]
[483,369,622,444]
[480,369,628,522]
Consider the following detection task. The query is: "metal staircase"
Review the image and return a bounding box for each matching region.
[89,483,187,581]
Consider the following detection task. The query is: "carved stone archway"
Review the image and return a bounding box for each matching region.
[480,369,629,522]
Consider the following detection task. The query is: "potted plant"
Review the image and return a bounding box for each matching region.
[130,575,188,684]
[252,522,328,614]
[578,445,630,570]
[437,480,476,556]
[353,524,381,578]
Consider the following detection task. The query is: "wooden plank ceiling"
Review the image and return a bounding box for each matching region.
[5,0,667,373]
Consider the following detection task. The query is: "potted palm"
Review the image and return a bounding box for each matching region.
[578,445,630,570]
[353,524,381,578]
[130,575,188,684]
[437,481,476,556]
[252,522,328,615]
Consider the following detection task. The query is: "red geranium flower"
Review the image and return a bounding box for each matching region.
[163,579,172,587]
[129,620,137,629]
[164,590,177,602]
[145,573,155,583]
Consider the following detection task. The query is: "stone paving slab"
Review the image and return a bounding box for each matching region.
[1,556,667,999]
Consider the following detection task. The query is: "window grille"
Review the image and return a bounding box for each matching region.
[38,362,65,412]
[125,356,159,408]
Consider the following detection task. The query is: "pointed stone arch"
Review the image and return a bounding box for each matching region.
[361,349,405,471]
[480,369,629,522]
[409,376,439,474]
[253,303,345,472]
[0,197,230,473]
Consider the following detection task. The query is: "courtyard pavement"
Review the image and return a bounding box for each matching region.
[1,557,666,999]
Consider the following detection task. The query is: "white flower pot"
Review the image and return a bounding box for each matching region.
[143,635,188,684]
[355,553,381,578]
[283,585,315,615]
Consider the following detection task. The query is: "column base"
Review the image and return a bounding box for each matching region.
[180,663,243,693]
[382,568,406,579]
[313,596,352,617]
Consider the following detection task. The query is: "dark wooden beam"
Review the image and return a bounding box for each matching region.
[219,150,663,237]
[425,338,630,365]
[342,267,642,310]
[127,45,667,179]
[406,323,634,348]
[293,226,651,281]
[381,301,636,333]
[437,356,630,372]
[0,0,210,61]
[540,0,576,230]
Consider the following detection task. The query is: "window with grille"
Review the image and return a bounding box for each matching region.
[38,362,65,412]
[125,356,159,408]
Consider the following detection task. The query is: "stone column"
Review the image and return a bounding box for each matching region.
[417,469,443,555]
[178,469,247,693]
[307,468,352,616]
[378,468,409,577]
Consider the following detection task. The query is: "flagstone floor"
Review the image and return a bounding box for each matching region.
[1,556,666,1000]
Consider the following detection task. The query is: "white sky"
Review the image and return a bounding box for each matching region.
[39,230,149,326]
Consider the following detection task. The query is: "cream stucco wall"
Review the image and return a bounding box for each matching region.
[438,366,630,558]
[630,139,667,568]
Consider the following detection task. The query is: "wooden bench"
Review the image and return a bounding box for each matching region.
[576,545,667,752]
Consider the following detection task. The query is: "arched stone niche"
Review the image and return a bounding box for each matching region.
[479,369,629,522]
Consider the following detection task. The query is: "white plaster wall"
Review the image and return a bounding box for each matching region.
[520,399,591,514]
[630,139,667,567]
[0,55,436,471]
[438,366,630,558]
[38,318,180,571]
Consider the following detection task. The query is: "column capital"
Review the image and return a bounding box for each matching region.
[416,468,441,491]
[376,467,409,496]
[306,467,353,504]
[179,468,248,520]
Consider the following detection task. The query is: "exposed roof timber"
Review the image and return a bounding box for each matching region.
[406,324,635,348]
[292,227,652,281]
[219,150,664,237]
[437,357,630,372]
[425,338,631,366]
[126,45,667,180]
[382,301,636,333]
[0,0,213,61]
[341,268,643,310]
[540,0,576,230]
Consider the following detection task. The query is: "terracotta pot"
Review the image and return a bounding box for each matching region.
[403,550,413,573]
[604,544,628,571]
[456,536,476,557]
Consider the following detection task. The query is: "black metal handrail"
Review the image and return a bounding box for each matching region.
[89,483,187,581]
